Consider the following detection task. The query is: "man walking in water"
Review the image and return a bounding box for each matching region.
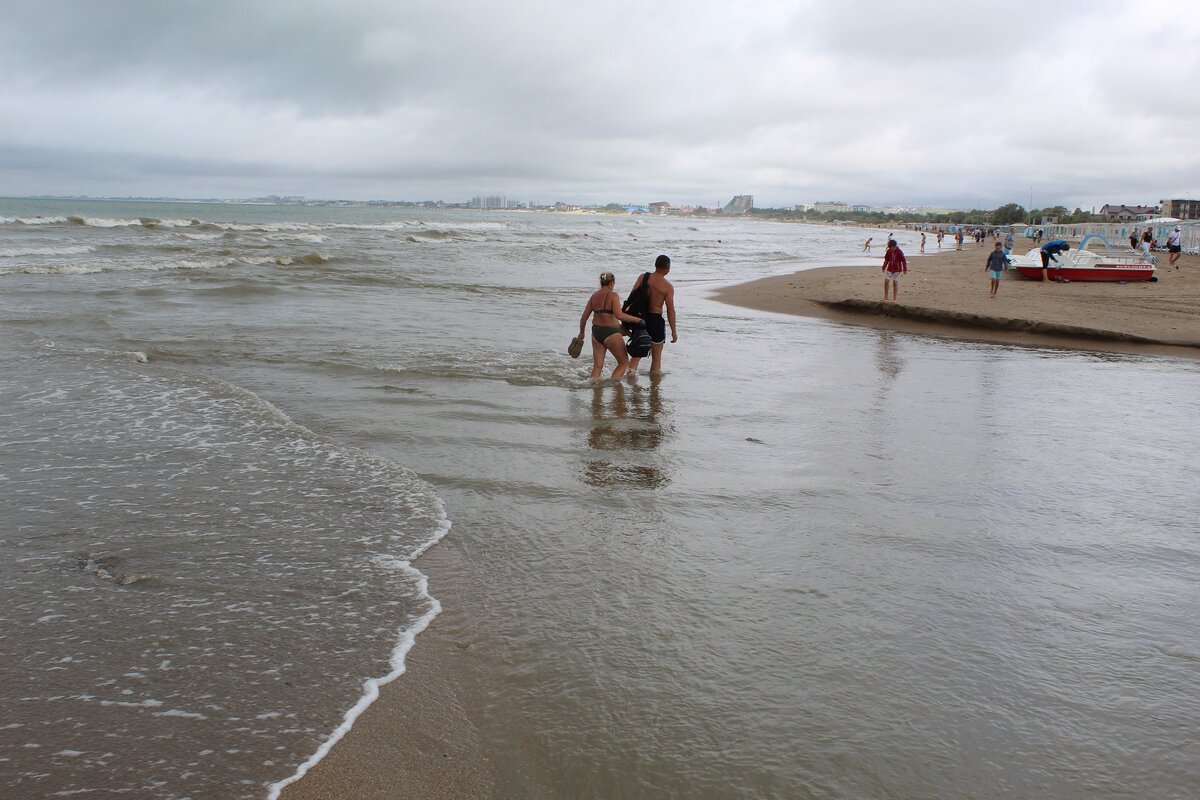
[627,254,677,376]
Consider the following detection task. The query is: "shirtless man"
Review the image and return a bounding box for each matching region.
[627,254,677,376]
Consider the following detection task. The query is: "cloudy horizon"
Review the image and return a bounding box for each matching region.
[3,0,1197,211]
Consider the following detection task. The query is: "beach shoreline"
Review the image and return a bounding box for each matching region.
[712,238,1200,359]
[277,544,504,800]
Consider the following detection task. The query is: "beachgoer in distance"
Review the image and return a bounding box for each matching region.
[626,254,677,376]
[1141,229,1153,256]
[936,230,944,248]
[1129,230,1140,251]
[881,239,907,301]
[1166,226,1183,268]
[955,229,964,250]
[920,232,926,253]
[578,271,646,381]
[1003,231,1015,256]
[986,241,1009,298]
[1039,239,1071,282]
[863,237,872,252]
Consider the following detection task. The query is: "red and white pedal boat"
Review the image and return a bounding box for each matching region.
[1008,235,1156,282]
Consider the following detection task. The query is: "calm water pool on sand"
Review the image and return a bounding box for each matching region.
[3,200,1198,799]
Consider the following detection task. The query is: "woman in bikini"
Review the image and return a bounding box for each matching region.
[578,272,645,381]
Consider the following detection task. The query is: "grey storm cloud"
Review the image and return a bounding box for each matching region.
[2,0,1198,208]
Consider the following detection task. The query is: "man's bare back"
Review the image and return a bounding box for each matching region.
[628,254,677,376]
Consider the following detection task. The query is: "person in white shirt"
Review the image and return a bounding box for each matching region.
[1166,226,1183,269]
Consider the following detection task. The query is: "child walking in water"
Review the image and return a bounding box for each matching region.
[985,241,1009,297]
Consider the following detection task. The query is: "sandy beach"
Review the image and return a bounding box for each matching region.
[714,237,1200,358]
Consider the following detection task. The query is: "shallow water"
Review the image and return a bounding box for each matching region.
[2,200,1198,798]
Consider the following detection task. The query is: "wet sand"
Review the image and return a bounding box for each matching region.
[279,546,504,799]
[713,238,1200,358]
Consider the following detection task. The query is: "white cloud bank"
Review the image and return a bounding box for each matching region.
[2,0,1197,209]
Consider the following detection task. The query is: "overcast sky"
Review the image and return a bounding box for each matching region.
[3,0,1197,209]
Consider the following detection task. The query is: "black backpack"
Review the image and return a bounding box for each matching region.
[626,322,653,358]
[622,272,652,320]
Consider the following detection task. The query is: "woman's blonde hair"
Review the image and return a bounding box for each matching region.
[599,272,615,286]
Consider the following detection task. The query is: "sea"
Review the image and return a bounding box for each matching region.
[2,198,1198,800]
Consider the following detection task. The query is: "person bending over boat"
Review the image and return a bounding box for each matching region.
[1039,239,1071,282]
[579,272,647,381]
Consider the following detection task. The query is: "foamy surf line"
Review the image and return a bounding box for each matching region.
[266,508,452,800]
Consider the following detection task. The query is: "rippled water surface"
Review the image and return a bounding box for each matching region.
[2,199,1198,799]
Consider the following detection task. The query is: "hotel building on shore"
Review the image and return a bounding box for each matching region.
[1161,198,1200,220]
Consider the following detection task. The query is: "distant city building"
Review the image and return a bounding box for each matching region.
[723,195,754,214]
[812,201,850,214]
[851,204,872,213]
[553,202,582,212]
[1099,203,1160,221]
[1160,198,1200,220]
[469,195,509,209]
[649,201,670,215]
[794,204,812,212]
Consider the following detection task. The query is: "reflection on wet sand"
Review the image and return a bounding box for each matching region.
[580,377,671,489]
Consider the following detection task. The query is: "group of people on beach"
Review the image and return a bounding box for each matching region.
[1129,225,1185,268]
[576,254,677,381]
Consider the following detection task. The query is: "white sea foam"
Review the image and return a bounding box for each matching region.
[4,215,68,225]
[266,509,452,800]
[0,244,96,258]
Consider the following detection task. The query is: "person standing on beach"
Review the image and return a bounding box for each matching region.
[1141,229,1153,256]
[863,237,873,252]
[1129,230,1140,251]
[1039,239,1071,282]
[626,254,677,376]
[920,232,926,253]
[936,230,944,248]
[955,230,964,250]
[986,241,1009,298]
[578,272,646,381]
[1166,226,1183,268]
[881,239,907,302]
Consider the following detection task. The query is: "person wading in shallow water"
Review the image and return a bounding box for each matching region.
[626,254,677,376]
[578,272,646,381]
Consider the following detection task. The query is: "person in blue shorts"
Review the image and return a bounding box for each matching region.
[985,241,1009,297]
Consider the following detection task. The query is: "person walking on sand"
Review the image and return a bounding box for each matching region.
[1039,239,1071,282]
[920,232,926,253]
[1166,226,1183,268]
[578,271,646,381]
[986,241,1009,298]
[626,254,677,376]
[936,230,944,248]
[881,239,907,302]
[863,237,873,252]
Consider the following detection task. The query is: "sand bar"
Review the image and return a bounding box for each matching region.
[713,237,1200,358]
